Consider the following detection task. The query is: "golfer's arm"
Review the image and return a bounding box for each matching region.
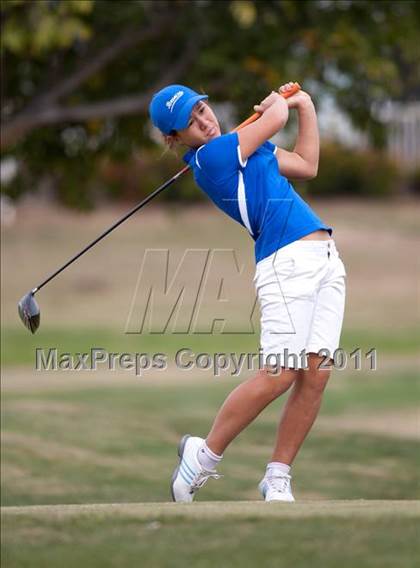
[276,101,319,179]
[238,99,288,162]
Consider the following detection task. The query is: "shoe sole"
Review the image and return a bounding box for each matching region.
[258,481,266,500]
[170,434,191,502]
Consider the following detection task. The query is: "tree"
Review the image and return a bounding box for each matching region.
[1,0,419,206]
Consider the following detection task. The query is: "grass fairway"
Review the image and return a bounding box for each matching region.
[2,501,420,568]
[2,367,420,506]
[3,366,419,568]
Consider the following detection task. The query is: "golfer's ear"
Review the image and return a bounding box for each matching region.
[163,133,178,149]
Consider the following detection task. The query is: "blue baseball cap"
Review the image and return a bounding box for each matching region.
[149,84,208,135]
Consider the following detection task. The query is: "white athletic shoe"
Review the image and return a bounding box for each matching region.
[259,472,295,502]
[171,435,221,503]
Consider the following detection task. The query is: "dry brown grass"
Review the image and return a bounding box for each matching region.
[2,199,419,330]
[3,500,420,520]
[317,408,420,440]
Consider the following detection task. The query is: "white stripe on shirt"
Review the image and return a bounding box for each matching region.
[237,170,253,236]
[237,146,248,168]
[195,145,205,169]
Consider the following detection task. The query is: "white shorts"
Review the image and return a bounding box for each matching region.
[254,239,346,369]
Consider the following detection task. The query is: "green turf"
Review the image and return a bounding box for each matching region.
[2,505,419,568]
[2,367,419,507]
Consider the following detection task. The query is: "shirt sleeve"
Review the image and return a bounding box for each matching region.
[262,140,277,154]
[194,132,242,183]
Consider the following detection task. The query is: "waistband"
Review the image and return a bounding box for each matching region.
[280,238,336,252]
[257,239,338,267]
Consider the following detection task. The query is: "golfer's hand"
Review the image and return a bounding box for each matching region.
[279,83,312,110]
[253,91,286,114]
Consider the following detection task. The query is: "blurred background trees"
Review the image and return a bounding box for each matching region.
[1,0,420,208]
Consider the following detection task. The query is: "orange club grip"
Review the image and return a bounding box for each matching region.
[233,82,301,132]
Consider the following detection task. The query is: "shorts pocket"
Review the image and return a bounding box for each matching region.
[272,256,296,281]
[255,256,296,290]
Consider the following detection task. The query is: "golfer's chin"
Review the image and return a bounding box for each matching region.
[205,128,221,142]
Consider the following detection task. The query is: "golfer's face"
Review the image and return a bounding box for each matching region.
[177,101,221,147]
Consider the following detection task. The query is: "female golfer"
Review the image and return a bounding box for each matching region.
[149,82,346,502]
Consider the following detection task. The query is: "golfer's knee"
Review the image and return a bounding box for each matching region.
[254,368,297,399]
[300,368,331,396]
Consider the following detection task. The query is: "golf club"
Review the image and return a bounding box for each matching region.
[18,83,301,333]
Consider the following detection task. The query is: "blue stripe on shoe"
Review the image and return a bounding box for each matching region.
[182,460,196,478]
[180,463,194,482]
[179,467,193,485]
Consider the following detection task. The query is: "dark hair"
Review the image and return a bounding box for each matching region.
[161,132,179,156]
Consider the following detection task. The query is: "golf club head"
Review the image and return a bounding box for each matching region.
[18,292,40,334]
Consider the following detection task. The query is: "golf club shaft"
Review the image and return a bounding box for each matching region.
[31,165,190,293]
[32,83,301,294]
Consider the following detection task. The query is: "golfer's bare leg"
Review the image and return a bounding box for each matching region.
[206,367,299,456]
[271,353,331,464]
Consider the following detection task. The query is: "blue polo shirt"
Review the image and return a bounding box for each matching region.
[183,132,332,263]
